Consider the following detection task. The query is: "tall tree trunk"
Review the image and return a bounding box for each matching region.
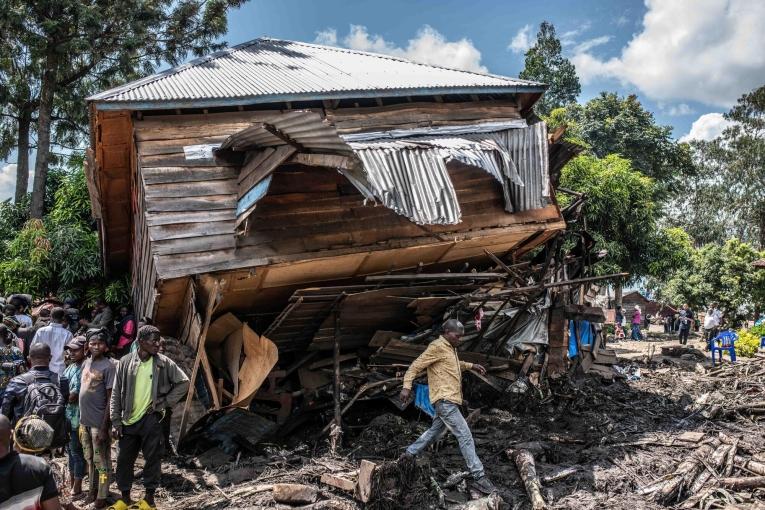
[14,106,32,204]
[615,281,623,307]
[30,51,57,219]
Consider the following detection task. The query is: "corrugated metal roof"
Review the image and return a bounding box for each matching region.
[88,38,545,110]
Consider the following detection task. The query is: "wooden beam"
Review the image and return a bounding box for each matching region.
[366,272,505,282]
[261,122,306,152]
[179,278,221,439]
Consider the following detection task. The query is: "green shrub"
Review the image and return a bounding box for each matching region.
[735,329,761,357]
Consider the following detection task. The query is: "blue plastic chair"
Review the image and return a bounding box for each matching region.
[760,336,765,349]
[711,330,737,366]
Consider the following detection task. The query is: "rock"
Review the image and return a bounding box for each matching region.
[272,483,318,504]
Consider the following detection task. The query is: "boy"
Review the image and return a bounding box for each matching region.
[79,330,117,508]
[63,337,86,499]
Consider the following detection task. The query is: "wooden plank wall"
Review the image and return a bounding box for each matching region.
[95,111,133,269]
[127,102,565,329]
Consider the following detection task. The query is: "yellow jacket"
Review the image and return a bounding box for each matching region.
[402,336,474,405]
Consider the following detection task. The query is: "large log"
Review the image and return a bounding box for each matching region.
[718,476,765,490]
[508,449,547,510]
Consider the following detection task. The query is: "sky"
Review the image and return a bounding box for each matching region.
[2,0,764,200]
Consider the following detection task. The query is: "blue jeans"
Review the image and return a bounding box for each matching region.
[68,425,85,480]
[631,324,643,340]
[406,400,485,479]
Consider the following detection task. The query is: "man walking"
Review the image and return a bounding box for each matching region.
[678,304,693,345]
[110,326,189,510]
[399,319,496,495]
[80,330,117,508]
[32,307,73,377]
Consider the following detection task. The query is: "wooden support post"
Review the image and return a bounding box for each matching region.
[330,307,342,455]
[179,278,221,440]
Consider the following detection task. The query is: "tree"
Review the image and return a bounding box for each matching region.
[670,85,765,247]
[520,21,581,116]
[653,239,765,325]
[0,0,247,217]
[558,154,660,280]
[547,93,694,189]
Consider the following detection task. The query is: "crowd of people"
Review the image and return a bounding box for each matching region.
[612,301,725,347]
[0,295,189,510]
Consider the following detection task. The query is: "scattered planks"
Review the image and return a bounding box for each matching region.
[319,460,377,503]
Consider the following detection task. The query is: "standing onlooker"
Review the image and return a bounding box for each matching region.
[0,415,62,509]
[64,308,81,335]
[678,304,693,345]
[8,296,33,329]
[32,307,73,377]
[0,343,68,453]
[631,305,643,340]
[63,337,86,500]
[0,325,25,405]
[115,307,136,355]
[80,300,114,339]
[704,302,723,350]
[33,307,52,333]
[110,326,190,509]
[614,305,625,339]
[79,330,116,508]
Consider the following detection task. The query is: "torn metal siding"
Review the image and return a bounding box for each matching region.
[352,144,460,224]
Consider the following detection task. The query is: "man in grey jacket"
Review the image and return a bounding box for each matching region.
[110,325,189,510]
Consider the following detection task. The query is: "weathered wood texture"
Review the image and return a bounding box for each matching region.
[126,106,564,334]
[95,110,133,269]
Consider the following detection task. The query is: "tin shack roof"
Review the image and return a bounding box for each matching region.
[88,37,545,110]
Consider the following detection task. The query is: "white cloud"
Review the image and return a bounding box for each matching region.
[560,21,592,46]
[680,113,734,142]
[572,35,612,54]
[571,0,765,107]
[314,28,337,46]
[315,25,487,73]
[661,102,695,116]
[0,163,34,202]
[508,24,533,54]
[615,15,629,27]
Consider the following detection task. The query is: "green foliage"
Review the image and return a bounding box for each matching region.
[550,93,694,189]
[735,329,761,357]
[558,154,659,279]
[519,21,581,116]
[750,323,765,337]
[0,157,106,299]
[104,276,131,307]
[671,85,765,246]
[654,239,765,325]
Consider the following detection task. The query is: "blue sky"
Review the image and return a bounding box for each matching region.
[2,0,763,199]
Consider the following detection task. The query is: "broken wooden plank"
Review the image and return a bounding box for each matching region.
[321,472,356,492]
[366,273,506,282]
[508,449,547,510]
[357,460,376,503]
[272,483,318,505]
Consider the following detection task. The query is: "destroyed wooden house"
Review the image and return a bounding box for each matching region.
[86,38,595,435]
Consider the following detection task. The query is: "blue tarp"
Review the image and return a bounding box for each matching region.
[414,383,436,418]
[568,320,593,359]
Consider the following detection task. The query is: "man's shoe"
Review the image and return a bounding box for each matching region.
[471,476,497,494]
[397,452,415,464]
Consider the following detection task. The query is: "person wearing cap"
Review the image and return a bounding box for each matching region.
[63,337,87,499]
[32,307,73,377]
[0,415,62,509]
[110,326,189,510]
[80,330,117,508]
[0,324,25,405]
